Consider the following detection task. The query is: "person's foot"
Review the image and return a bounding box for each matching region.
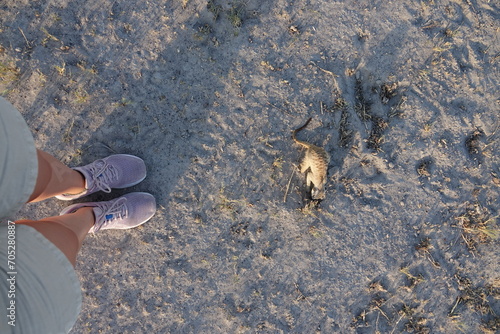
[60,192,156,233]
[56,154,147,201]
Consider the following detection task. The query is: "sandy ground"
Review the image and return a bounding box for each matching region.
[1,0,499,333]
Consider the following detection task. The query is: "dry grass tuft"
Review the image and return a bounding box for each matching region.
[450,275,500,318]
[0,60,20,94]
[367,116,388,152]
[454,203,499,253]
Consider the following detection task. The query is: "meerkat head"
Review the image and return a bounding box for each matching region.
[311,186,326,200]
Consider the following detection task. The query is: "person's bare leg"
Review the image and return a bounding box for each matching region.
[15,207,95,266]
[28,150,86,202]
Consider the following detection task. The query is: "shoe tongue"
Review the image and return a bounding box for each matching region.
[93,206,103,218]
[77,160,109,191]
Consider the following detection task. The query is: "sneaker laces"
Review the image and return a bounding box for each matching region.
[95,197,129,231]
[88,160,119,193]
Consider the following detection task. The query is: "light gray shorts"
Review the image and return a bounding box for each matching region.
[0,98,82,333]
[0,223,82,334]
[0,97,38,220]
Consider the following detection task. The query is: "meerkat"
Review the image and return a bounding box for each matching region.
[292,117,330,200]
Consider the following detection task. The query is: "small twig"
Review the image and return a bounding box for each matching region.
[449,296,462,317]
[426,253,441,268]
[310,61,338,77]
[63,119,75,142]
[422,249,440,268]
[390,313,404,334]
[18,28,32,48]
[98,142,117,153]
[283,168,295,203]
[375,306,390,322]
[461,234,476,258]
[266,101,287,113]
[294,283,311,305]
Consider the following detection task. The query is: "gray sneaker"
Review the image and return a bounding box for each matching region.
[56,154,147,201]
[60,192,156,233]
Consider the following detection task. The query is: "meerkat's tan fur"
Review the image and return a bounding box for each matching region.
[292,117,330,200]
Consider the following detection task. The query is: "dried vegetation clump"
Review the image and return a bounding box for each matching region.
[367,116,388,152]
[450,274,500,332]
[0,55,20,94]
[465,128,486,163]
[454,203,499,253]
[380,82,398,105]
[416,158,434,178]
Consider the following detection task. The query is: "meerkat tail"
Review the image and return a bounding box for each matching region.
[292,117,313,147]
